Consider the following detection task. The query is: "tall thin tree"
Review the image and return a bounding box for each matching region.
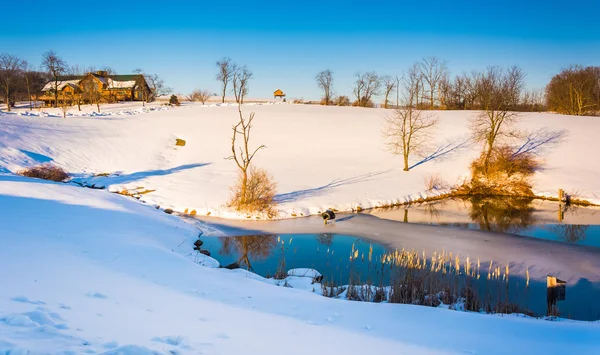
[0,53,26,111]
[316,69,334,105]
[216,57,235,103]
[232,66,253,104]
[41,51,67,108]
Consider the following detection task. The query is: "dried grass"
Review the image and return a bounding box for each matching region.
[458,145,542,196]
[17,164,69,182]
[424,173,448,191]
[228,167,277,217]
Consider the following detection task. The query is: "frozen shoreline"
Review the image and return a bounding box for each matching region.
[194,212,600,284]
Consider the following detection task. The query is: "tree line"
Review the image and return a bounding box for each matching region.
[0,50,169,112]
[315,57,599,116]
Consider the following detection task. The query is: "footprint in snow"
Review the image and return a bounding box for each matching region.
[1,310,68,330]
[86,292,108,299]
[99,345,162,355]
[103,340,119,349]
[10,295,45,305]
[34,306,65,321]
[152,335,190,347]
[216,333,229,339]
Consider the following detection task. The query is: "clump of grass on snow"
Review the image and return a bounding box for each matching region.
[17,164,70,182]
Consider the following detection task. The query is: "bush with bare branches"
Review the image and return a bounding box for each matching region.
[424,173,448,191]
[17,164,70,182]
[226,105,277,216]
[188,89,212,104]
[334,95,350,106]
[458,146,541,196]
[229,167,277,216]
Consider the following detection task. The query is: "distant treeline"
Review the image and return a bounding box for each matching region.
[313,59,600,116]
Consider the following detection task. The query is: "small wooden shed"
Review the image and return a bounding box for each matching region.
[273,89,286,99]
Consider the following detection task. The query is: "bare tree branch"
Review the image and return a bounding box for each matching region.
[316,69,334,105]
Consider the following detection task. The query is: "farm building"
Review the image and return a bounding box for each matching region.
[39,71,152,106]
[273,89,286,99]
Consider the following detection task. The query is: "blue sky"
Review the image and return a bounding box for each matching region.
[2,1,599,100]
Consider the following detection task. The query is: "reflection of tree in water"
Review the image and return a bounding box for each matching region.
[220,235,277,271]
[549,224,589,243]
[467,196,535,233]
[316,233,334,246]
[421,200,449,221]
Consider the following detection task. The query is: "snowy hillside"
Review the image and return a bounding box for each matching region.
[1,175,599,354]
[1,103,598,219]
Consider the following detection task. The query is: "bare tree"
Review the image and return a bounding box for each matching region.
[145,73,170,99]
[232,66,253,104]
[546,65,600,115]
[133,68,152,106]
[188,89,212,104]
[353,72,380,107]
[68,65,83,76]
[470,66,525,173]
[383,65,439,171]
[226,105,266,208]
[216,57,235,103]
[42,51,67,108]
[57,91,73,118]
[81,75,102,112]
[521,88,546,112]
[316,69,334,105]
[0,53,26,111]
[23,62,33,110]
[23,70,50,110]
[381,75,396,109]
[418,57,448,109]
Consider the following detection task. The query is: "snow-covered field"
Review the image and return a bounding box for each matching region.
[1,103,600,353]
[1,103,599,220]
[1,175,599,354]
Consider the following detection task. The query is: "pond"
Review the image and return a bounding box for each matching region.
[371,197,600,247]
[195,196,600,321]
[199,232,600,321]
[200,233,389,284]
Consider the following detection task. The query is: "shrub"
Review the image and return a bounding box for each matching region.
[471,146,540,178]
[292,98,304,104]
[17,164,70,182]
[352,98,374,107]
[458,145,542,196]
[424,173,448,191]
[334,95,350,106]
[228,167,277,216]
[169,94,180,106]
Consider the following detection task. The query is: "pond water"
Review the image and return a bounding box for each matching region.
[200,232,600,321]
[371,197,600,247]
[200,233,390,284]
[198,197,600,321]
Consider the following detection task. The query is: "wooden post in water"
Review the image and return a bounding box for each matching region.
[557,189,565,222]
[547,275,566,316]
[558,189,564,202]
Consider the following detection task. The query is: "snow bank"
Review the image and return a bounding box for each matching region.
[287,268,323,279]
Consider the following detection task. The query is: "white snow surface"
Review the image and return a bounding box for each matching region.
[1,103,598,220]
[1,175,599,354]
